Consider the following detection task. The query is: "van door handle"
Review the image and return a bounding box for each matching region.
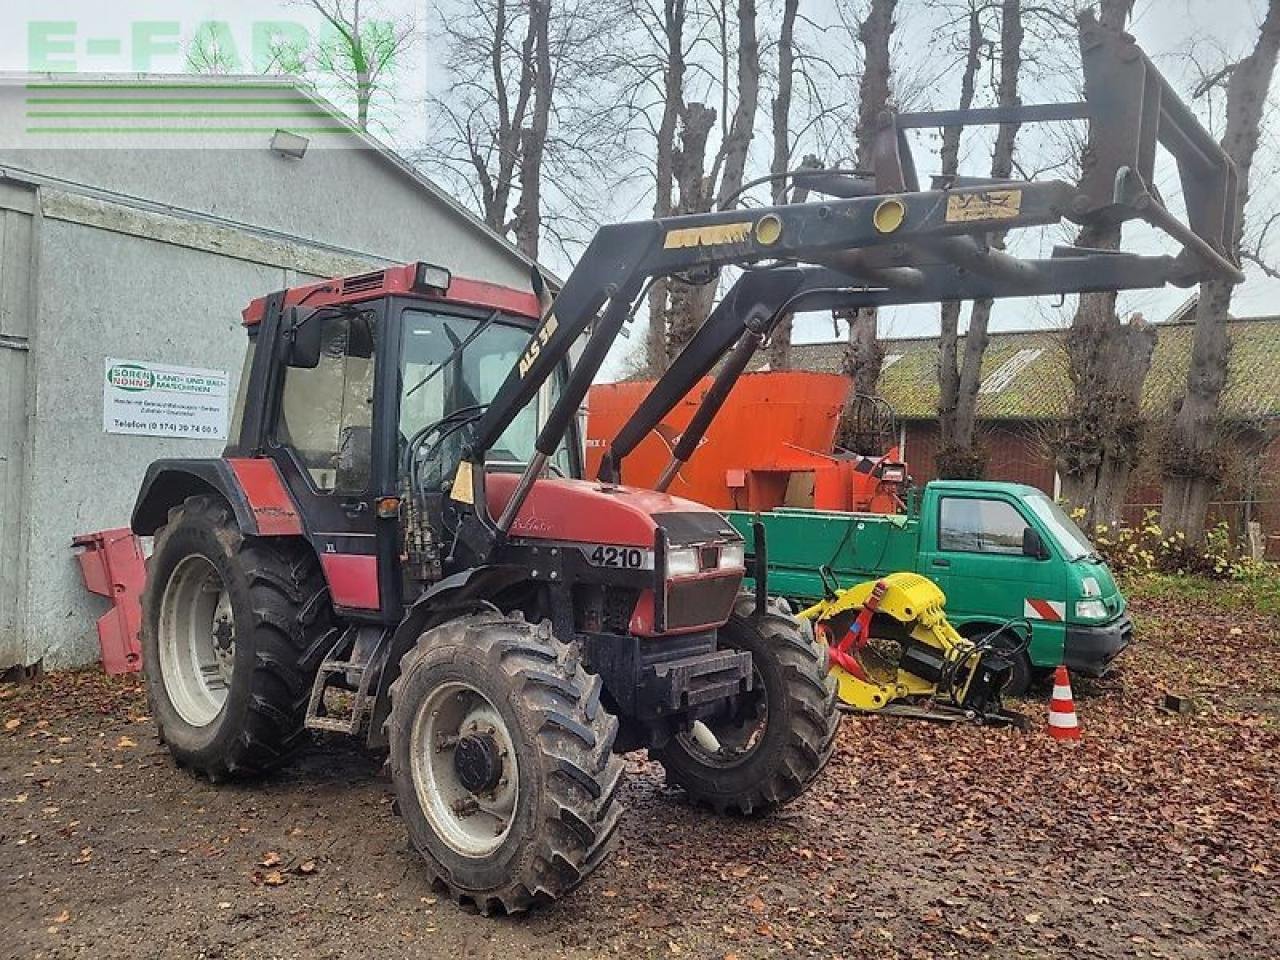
[931,558,950,568]
[341,498,368,517]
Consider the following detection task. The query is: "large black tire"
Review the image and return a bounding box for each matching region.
[388,613,623,914]
[141,495,329,781]
[652,595,840,816]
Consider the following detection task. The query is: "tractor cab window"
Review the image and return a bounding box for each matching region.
[938,497,1028,555]
[399,309,572,487]
[277,311,377,494]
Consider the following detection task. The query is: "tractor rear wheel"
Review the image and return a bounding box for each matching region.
[652,595,840,815]
[388,613,623,913]
[141,495,329,781]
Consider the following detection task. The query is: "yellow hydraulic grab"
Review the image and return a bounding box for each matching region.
[798,572,1021,723]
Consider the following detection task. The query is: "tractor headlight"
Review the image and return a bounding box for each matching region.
[1075,599,1108,620]
[666,547,700,577]
[718,542,746,570]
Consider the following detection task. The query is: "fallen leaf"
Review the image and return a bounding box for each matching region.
[115,736,137,749]
[4,719,19,731]
[1025,913,1042,925]
[602,888,619,897]
[730,865,752,878]
[262,870,286,886]
[297,860,317,875]
[52,910,70,924]
[259,851,283,868]
[747,895,766,915]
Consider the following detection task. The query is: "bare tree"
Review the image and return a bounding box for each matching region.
[937,0,1023,480]
[1054,0,1152,529]
[1160,0,1280,542]
[420,0,617,260]
[841,0,896,399]
[642,0,692,374]
[513,0,553,258]
[304,0,416,131]
[185,23,305,75]
[935,1,986,478]
[662,0,763,365]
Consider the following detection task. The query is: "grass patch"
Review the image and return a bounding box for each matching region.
[1122,566,1280,618]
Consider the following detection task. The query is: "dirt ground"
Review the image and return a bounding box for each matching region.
[2,583,1277,960]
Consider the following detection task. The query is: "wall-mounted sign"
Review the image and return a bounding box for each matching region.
[103,359,229,440]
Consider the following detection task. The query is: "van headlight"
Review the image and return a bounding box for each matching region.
[719,542,745,570]
[666,547,700,577]
[1075,599,1108,620]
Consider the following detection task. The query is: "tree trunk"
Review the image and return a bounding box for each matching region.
[513,0,552,259]
[935,3,984,478]
[836,0,894,420]
[645,0,688,374]
[665,102,717,362]
[843,309,884,392]
[770,0,799,207]
[663,0,760,364]
[1055,0,1149,528]
[1161,0,1280,542]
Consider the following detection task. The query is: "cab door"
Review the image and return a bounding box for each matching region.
[268,305,399,621]
[919,493,1063,631]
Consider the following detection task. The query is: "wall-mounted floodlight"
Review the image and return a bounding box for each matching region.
[270,129,310,160]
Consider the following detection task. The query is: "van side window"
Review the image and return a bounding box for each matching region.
[277,312,376,494]
[938,497,1027,555]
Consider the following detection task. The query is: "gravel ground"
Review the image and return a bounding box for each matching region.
[1,585,1276,960]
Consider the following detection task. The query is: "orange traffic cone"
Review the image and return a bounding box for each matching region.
[1047,665,1081,740]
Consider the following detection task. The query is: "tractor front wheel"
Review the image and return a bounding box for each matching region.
[388,613,623,913]
[652,595,840,815]
[141,495,329,781]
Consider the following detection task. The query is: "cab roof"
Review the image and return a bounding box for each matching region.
[241,262,541,326]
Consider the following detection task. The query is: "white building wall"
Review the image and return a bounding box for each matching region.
[0,81,541,669]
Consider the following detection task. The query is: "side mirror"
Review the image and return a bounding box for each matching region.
[287,307,323,368]
[1022,526,1050,560]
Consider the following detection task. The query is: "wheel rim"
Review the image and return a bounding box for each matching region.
[409,681,520,857]
[157,555,235,728]
[679,666,769,768]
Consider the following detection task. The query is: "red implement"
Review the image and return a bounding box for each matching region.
[72,528,146,674]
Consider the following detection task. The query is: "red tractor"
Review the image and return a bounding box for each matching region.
[131,13,1238,914]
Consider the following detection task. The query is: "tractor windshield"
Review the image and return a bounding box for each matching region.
[399,308,574,484]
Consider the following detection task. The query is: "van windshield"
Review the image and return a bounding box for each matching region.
[1025,494,1096,561]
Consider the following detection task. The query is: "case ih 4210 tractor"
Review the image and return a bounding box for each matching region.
[132,14,1240,914]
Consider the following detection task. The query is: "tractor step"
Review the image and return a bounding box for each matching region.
[305,626,391,735]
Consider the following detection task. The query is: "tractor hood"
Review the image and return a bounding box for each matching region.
[485,474,742,548]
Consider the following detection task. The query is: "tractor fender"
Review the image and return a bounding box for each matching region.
[131,458,304,538]
[366,564,532,749]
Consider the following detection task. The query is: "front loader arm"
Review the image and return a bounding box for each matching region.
[457,10,1240,558]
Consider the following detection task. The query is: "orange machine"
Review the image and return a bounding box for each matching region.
[586,371,907,513]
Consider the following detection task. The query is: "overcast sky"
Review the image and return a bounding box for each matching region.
[5,0,1277,378]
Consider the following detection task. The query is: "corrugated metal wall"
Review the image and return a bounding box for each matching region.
[0,181,35,669]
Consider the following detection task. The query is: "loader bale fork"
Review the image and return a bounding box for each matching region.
[132,12,1239,914]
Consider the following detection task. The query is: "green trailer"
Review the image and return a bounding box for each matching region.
[730,480,1132,694]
